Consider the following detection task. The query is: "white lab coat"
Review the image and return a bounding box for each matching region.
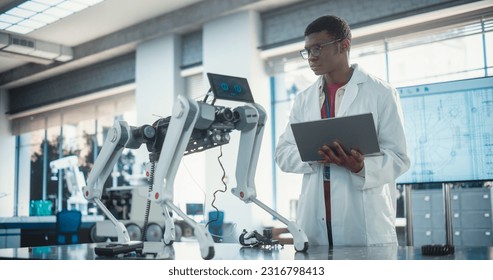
[275,65,410,246]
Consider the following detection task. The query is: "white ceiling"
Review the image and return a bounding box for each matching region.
[0,0,203,73]
[27,0,204,46]
[2,0,491,82]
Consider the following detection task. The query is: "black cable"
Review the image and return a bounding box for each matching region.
[206,145,227,228]
[202,88,213,104]
[141,161,155,241]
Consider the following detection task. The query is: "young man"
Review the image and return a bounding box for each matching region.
[275,15,410,246]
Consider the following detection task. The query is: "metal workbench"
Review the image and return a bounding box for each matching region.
[0,241,491,260]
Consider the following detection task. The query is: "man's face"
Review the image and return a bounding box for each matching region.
[304,31,343,76]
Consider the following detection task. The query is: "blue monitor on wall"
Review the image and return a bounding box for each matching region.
[397,76,493,184]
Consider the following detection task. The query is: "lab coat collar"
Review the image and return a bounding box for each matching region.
[315,64,368,117]
[337,64,367,116]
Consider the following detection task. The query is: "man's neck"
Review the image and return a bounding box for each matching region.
[324,65,353,85]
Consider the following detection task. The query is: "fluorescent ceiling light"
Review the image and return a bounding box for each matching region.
[6,8,37,18]
[18,2,50,13]
[30,13,60,24]
[6,25,34,34]
[0,0,106,35]
[18,19,48,29]
[0,14,23,24]
[34,0,66,5]
[44,6,74,17]
[58,1,88,12]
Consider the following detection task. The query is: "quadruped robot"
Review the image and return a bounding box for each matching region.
[82,73,308,259]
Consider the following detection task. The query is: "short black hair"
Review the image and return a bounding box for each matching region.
[304,15,351,41]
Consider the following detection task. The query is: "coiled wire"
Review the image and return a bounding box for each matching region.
[141,160,155,241]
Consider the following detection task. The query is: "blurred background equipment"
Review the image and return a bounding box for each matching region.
[56,209,82,245]
[50,156,88,215]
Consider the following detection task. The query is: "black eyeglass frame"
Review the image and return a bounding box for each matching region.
[299,39,343,59]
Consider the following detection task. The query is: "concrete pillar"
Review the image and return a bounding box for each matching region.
[133,35,184,221]
[136,34,183,131]
[0,90,15,217]
[17,134,31,216]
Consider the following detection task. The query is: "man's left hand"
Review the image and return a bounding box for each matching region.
[318,141,364,173]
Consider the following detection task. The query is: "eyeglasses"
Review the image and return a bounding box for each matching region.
[299,39,342,59]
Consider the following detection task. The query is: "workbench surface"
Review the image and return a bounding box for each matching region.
[0,241,491,260]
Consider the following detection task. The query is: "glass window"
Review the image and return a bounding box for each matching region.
[15,92,136,216]
[77,119,97,168]
[26,125,61,212]
[46,126,63,211]
[388,33,485,87]
[26,128,45,202]
[485,30,493,76]
[351,42,388,82]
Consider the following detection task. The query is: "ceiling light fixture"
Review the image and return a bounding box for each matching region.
[0,0,105,35]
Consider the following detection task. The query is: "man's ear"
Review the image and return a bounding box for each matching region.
[340,39,350,53]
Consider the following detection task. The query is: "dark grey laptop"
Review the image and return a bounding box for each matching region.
[290,113,381,162]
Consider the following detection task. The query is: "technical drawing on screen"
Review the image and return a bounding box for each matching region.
[397,76,493,184]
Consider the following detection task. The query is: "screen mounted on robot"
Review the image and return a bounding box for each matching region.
[207,73,255,103]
